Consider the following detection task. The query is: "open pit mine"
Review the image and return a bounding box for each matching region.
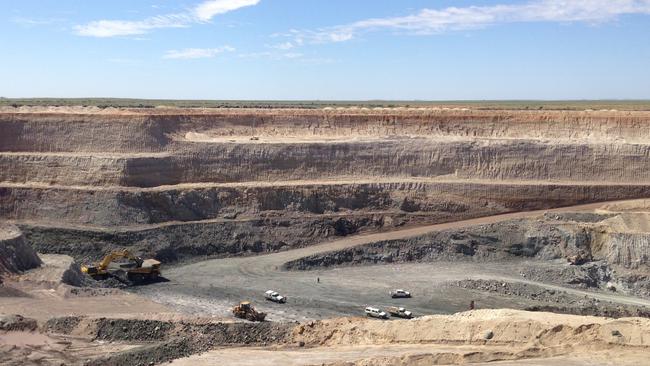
[2,106,650,365]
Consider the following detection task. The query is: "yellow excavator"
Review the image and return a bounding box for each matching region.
[81,249,161,283]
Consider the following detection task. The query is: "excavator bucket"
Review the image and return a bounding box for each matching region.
[81,265,99,275]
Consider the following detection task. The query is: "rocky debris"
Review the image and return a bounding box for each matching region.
[60,258,91,287]
[90,337,195,366]
[45,315,294,365]
[89,275,130,289]
[95,318,173,342]
[526,305,650,318]
[44,316,82,335]
[521,261,612,290]
[455,279,573,303]
[543,212,614,223]
[517,261,650,300]
[84,317,292,345]
[0,314,38,331]
[616,272,650,298]
[453,279,650,318]
[0,224,41,275]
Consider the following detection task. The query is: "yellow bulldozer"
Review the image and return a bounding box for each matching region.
[232,301,266,322]
[81,249,161,283]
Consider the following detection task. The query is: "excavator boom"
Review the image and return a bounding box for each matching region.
[81,249,159,283]
[97,249,142,271]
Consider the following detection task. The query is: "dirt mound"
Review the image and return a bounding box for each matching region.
[17,254,90,288]
[292,309,650,349]
[0,224,41,275]
[45,315,294,365]
[0,314,38,331]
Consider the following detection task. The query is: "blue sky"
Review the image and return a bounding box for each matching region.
[2,0,650,100]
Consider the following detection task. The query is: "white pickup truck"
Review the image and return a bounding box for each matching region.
[364,306,389,319]
[265,290,286,303]
[390,289,411,298]
[387,306,413,319]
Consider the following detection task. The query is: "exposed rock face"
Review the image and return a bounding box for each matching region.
[3,109,650,154]
[283,212,650,298]
[2,107,650,262]
[0,224,41,274]
[604,233,650,269]
[283,215,609,270]
[19,215,388,262]
[3,182,648,226]
[4,141,650,187]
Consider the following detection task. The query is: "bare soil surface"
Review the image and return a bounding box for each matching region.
[1,254,172,321]
[134,200,650,322]
[170,345,649,366]
[170,309,650,366]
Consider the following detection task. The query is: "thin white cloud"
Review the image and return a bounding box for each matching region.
[107,58,142,64]
[289,0,650,44]
[238,51,273,58]
[270,41,295,50]
[12,16,67,27]
[164,46,235,59]
[75,0,260,37]
[237,50,333,64]
[194,0,260,21]
[76,14,192,37]
[282,52,303,59]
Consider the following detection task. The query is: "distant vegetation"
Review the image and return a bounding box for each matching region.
[1,97,649,111]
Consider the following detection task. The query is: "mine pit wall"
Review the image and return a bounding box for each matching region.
[3,110,650,154]
[4,141,650,187]
[3,182,650,227]
[282,218,632,271]
[4,109,650,264]
[0,115,169,153]
[17,214,404,263]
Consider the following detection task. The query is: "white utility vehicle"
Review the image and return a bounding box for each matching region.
[390,289,411,298]
[387,306,413,319]
[265,290,286,303]
[364,306,388,319]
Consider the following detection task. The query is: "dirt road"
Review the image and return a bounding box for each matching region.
[134,200,650,321]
